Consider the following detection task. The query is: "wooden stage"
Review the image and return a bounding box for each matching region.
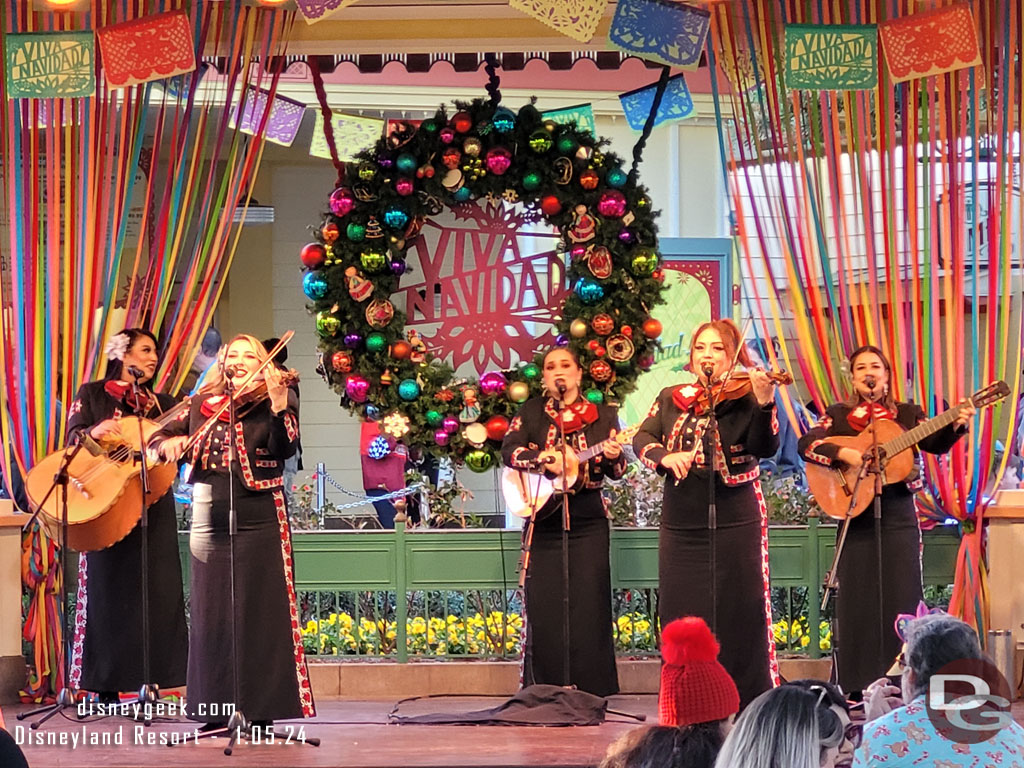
[5,696,658,768]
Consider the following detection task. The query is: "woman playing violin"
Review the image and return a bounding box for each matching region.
[633,319,780,706]
[797,345,974,694]
[500,346,626,696]
[150,334,314,728]
[66,328,188,704]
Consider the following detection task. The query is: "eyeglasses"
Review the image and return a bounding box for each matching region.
[844,723,863,749]
[809,685,861,749]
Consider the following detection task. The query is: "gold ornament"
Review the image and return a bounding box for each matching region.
[553,157,573,185]
[570,319,588,338]
[508,381,530,403]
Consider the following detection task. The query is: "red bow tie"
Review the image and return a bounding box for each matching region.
[104,380,156,414]
[549,399,598,434]
[846,401,897,432]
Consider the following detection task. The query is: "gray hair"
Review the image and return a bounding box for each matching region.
[904,614,982,699]
[714,686,842,768]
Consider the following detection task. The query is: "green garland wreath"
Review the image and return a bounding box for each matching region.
[301,98,667,471]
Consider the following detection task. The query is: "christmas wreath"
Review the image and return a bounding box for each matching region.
[301,97,667,470]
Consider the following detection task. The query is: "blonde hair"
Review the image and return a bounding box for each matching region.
[198,334,270,395]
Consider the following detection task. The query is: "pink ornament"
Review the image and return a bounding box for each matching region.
[345,375,370,403]
[440,127,456,144]
[329,187,357,217]
[485,147,513,175]
[395,177,415,196]
[638,355,655,370]
[597,190,628,218]
[434,428,451,446]
[442,415,460,434]
[479,371,508,395]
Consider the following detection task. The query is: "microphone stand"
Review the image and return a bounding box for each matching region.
[18,437,88,728]
[127,371,160,724]
[864,380,887,669]
[554,382,572,687]
[700,365,721,634]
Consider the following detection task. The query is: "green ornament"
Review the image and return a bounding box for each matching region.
[630,247,658,277]
[361,250,387,273]
[584,388,604,405]
[422,120,439,133]
[555,134,578,154]
[464,449,493,473]
[366,332,387,353]
[358,163,377,182]
[398,378,421,401]
[316,312,340,337]
[347,222,366,242]
[522,363,540,380]
[426,409,443,427]
[528,130,553,153]
[522,171,542,192]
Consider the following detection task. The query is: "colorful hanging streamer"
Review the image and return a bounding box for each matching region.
[708,0,1023,639]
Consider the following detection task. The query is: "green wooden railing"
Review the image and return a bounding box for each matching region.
[172,516,960,661]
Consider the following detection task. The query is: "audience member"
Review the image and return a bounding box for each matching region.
[714,685,844,768]
[786,680,860,768]
[602,725,718,768]
[853,614,1024,766]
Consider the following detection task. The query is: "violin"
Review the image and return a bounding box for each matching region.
[695,369,793,413]
[234,368,300,416]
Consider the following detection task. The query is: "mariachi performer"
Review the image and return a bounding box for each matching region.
[67,329,188,702]
[798,344,973,693]
[501,346,626,696]
[151,334,314,726]
[633,318,780,707]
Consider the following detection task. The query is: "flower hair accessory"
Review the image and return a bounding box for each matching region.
[104,332,130,361]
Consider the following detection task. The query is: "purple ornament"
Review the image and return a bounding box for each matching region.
[442,415,459,434]
[555,334,569,347]
[479,371,508,396]
[440,127,456,144]
[343,332,363,349]
[377,153,394,168]
[395,177,415,197]
[389,259,406,275]
[345,375,370,403]
[329,187,356,217]
[597,190,628,218]
[618,228,635,244]
[485,147,513,175]
[434,428,451,446]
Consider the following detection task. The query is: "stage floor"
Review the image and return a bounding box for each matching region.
[6,696,658,768]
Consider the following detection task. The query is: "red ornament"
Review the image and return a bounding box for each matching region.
[485,415,510,441]
[589,359,613,382]
[540,195,563,216]
[300,242,327,269]
[579,169,600,191]
[653,269,665,282]
[621,326,632,337]
[452,112,473,134]
[390,341,411,359]
[595,347,606,357]
[321,222,340,243]
[591,314,615,335]
[642,318,663,339]
[331,350,352,372]
[442,147,462,170]
[588,340,600,351]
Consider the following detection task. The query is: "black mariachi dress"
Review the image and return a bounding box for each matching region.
[151,390,315,723]
[633,385,780,707]
[501,397,626,697]
[798,401,966,693]
[67,380,188,694]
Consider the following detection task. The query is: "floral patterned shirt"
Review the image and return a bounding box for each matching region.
[853,697,1024,767]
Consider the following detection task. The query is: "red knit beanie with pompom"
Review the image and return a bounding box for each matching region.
[658,616,740,727]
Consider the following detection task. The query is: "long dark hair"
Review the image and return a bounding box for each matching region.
[103,328,159,382]
[600,723,726,768]
[843,344,896,409]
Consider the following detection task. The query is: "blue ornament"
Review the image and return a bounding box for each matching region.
[383,206,410,230]
[453,187,473,203]
[555,334,569,347]
[395,152,418,174]
[574,277,605,305]
[492,107,516,133]
[302,271,329,300]
[606,167,628,188]
[365,404,381,420]
[368,434,391,460]
[398,378,421,401]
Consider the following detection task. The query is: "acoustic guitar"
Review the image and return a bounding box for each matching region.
[26,400,188,552]
[805,381,1009,520]
[501,424,640,519]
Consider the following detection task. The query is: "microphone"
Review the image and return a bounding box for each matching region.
[701,363,715,381]
[126,365,146,381]
[864,375,877,390]
[555,379,567,395]
[224,364,244,380]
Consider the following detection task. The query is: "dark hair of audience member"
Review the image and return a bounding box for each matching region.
[600,723,725,768]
